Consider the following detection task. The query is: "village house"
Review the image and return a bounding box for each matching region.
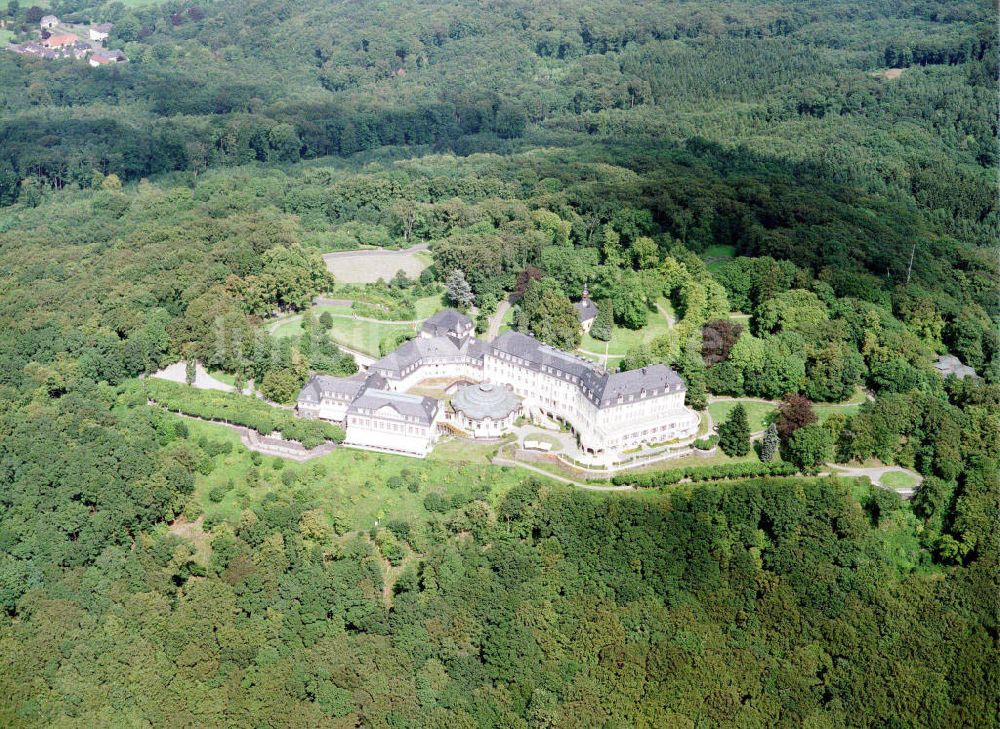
[89,49,126,66]
[41,32,77,49]
[40,15,59,29]
[89,23,112,42]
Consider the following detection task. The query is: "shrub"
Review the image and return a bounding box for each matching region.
[693,435,719,450]
[423,492,449,512]
[145,379,344,448]
[612,461,802,488]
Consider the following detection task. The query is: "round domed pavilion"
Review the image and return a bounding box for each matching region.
[449,382,521,438]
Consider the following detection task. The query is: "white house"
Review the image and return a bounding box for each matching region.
[344,389,441,457]
[89,23,112,42]
[40,15,59,29]
[573,285,598,333]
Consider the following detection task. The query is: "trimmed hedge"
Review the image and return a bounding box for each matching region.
[612,460,801,488]
[145,378,344,448]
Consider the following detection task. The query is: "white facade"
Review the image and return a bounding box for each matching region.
[483,347,698,454]
[297,309,700,458]
[345,399,441,458]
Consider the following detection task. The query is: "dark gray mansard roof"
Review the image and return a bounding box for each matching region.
[421,308,472,337]
[348,389,438,424]
[298,372,386,404]
[374,333,484,375]
[490,331,684,407]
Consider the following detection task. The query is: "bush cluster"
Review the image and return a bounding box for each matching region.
[145,379,344,448]
[612,460,801,488]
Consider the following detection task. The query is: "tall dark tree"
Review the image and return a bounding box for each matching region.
[718,403,751,456]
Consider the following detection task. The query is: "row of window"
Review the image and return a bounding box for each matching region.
[349,416,428,436]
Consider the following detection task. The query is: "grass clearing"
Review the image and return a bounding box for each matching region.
[703,244,736,272]
[325,318,418,356]
[880,470,918,489]
[179,416,557,534]
[323,245,429,283]
[271,310,418,356]
[708,399,775,432]
[580,298,673,356]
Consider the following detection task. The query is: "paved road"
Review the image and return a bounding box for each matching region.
[486,298,512,341]
[492,454,635,491]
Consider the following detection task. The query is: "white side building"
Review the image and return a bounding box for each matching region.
[344,389,441,458]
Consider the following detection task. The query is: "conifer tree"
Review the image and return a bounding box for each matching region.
[590,299,614,341]
[718,403,751,456]
[760,422,779,462]
[446,269,475,308]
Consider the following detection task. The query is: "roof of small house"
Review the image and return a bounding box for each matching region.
[92,48,125,61]
[574,297,598,323]
[421,308,472,338]
[373,333,485,376]
[40,15,58,23]
[297,372,386,404]
[348,388,439,424]
[451,382,520,421]
[43,32,77,45]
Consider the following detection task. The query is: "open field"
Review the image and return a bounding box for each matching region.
[270,302,432,356]
[579,297,673,357]
[880,470,918,489]
[325,318,417,356]
[179,416,556,533]
[708,399,775,432]
[323,244,430,283]
[702,244,737,272]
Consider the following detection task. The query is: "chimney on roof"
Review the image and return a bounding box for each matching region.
[641,367,647,374]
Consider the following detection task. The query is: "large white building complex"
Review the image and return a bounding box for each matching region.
[297,309,699,458]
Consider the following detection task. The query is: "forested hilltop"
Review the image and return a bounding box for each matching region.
[0,0,998,726]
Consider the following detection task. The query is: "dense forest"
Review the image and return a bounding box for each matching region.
[0,0,997,726]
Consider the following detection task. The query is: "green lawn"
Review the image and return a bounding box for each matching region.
[498,303,515,335]
[708,399,775,433]
[206,368,236,386]
[579,298,673,356]
[326,317,418,356]
[815,403,861,423]
[414,292,446,318]
[180,416,552,534]
[0,29,14,44]
[880,470,918,489]
[703,244,736,272]
[271,309,419,356]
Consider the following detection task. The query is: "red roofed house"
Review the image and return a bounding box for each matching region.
[41,32,77,48]
[89,49,126,66]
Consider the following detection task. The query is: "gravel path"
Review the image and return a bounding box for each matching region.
[151,362,234,392]
[827,463,922,498]
[486,298,512,341]
[492,453,634,491]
